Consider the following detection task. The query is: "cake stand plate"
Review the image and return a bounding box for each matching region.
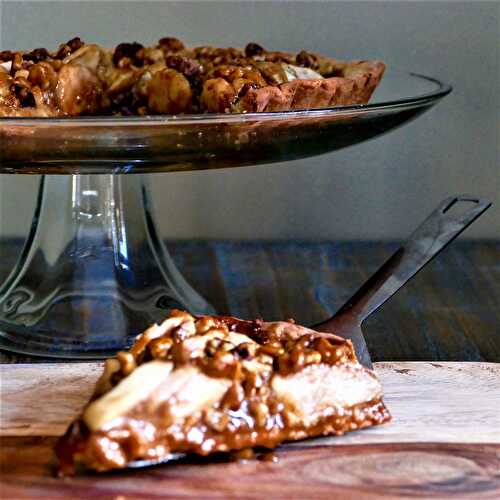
[0,71,451,358]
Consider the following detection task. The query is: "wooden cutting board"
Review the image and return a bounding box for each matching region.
[1,362,499,499]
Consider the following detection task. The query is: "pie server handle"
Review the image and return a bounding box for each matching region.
[313,195,491,368]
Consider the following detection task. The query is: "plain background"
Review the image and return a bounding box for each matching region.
[0,1,498,240]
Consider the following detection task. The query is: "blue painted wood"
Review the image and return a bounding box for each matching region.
[169,240,500,362]
[1,239,499,362]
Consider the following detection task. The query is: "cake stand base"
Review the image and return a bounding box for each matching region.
[0,174,214,358]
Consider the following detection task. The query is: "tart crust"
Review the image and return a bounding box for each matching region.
[234,60,385,112]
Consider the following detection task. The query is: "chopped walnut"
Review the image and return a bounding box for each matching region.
[23,48,50,63]
[200,77,235,112]
[0,50,14,62]
[56,37,85,59]
[113,42,144,67]
[146,68,192,114]
[28,62,58,91]
[158,37,185,53]
[166,54,201,79]
[0,71,12,98]
[245,42,265,58]
[296,50,319,70]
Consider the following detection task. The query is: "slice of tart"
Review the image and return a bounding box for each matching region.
[1,37,385,117]
[56,310,390,474]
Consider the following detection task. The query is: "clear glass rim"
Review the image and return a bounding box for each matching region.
[0,71,451,127]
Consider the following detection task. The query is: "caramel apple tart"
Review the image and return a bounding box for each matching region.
[56,310,390,474]
[0,37,385,117]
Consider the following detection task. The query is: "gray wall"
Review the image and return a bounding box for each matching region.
[1,1,498,240]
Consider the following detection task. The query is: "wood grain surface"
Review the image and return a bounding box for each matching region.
[1,362,499,443]
[1,240,499,364]
[1,362,499,499]
[1,439,499,499]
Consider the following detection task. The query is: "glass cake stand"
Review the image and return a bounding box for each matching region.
[0,70,451,358]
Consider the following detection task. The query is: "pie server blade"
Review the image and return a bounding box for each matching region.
[126,453,187,469]
[126,195,490,469]
[313,195,491,368]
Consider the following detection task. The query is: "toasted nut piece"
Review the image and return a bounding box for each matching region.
[158,37,185,52]
[210,65,266,89]
[112,42,144,67]
[0,72,12,97]
[14,69,29,80]
[172,317,197,341]
[245,42,265,57]
[166,55,201,78]
[205,409,229,432]
[117,351,136,376]
[131,311,195,358]
[243,370,263,397]
[106,68,138,95]
[23,47,50,63]
[12,53,23,72]
[28,62,58,91]
[304,351,322,365]
[142,47,164,64]
[133,62,165,97]
[181,329,227,359]
[250,401,269,427]
[295,51,319,70]
[258,343,284,357]
[147,68,192,114]
[148,337,173,359]
[56,37,85,59]
[196,316,219,333]
[221,382,245,410]
[30,86,45,107]
[0,51,14,63]
[234,341,257,359]
[290,348,305,369]
[200,77,235,112]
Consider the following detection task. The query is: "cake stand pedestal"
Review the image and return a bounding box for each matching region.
[0,71,451,357]
[0,174,213,357]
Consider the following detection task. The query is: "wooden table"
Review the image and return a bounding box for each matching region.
[1,239,499,363]
[1,362,499,499]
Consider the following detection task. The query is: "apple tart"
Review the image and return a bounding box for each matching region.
[56,310,390,474]
[0,37,385,117]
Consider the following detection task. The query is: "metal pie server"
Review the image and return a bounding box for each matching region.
[126,195,490,469]
[313,195,491,368]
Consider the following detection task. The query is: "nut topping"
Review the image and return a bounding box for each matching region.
[1,38,384,117]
